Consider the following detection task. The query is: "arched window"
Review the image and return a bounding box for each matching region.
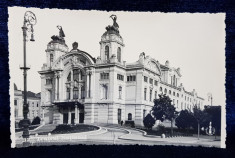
[169,90,171,95]
[144,88,147,100]
[101,84,108,99]
[177,93,179,97]
[50,54,53,67]
[159,87,162,92]
[150,89,152,101]
[155,91,157,99]
[117,47,121,62]
[128,113,132,120]
[173,92,175,96]
[81,86,85,99]
[73,69,80,81]
[119,86,122,99]
[67,72,71,81]
[105,46,109,61]
[164,88,167,94]
[73,87,78,99]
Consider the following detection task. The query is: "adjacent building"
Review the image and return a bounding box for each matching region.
[39,16,204,126]
[14,84,41,127]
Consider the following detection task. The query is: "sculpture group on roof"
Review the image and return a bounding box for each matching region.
[105,14,120,34]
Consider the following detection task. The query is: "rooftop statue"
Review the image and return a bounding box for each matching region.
[50,25,66,45]
[110,15,119,29]
[105,14,119,34]
[57,25,65,38]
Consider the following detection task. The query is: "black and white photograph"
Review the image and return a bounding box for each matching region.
[9,7,226,148]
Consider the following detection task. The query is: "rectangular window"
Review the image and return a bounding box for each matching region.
[154,80,158,86]
[100,73,109,80]
[15,110,18,117]
[127,75,136,82]
[50,54,53,62]
[117,74,124,81]
[150,89,152,101]
[144,76,148,82]
[104,85,108,99]
[149,78,153,84]
[144,88,147,100]
[14,100,17,106]
[46,79,52,85]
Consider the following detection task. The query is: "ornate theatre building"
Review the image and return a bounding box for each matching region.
[39,15,204,126]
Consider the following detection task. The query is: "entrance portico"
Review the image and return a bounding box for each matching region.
[53,101,84,124]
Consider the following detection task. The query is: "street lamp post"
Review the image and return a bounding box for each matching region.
[20,11,37,143]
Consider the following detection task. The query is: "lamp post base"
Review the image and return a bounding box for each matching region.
[21,118,30,139]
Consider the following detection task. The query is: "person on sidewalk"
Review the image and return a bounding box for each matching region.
[121,120,123,126]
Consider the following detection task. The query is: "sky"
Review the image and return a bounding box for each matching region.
[8,7,226,106]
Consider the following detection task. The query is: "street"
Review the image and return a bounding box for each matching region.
[15,124,221,148]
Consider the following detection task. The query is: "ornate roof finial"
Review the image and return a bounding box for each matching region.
[72,42,78,50]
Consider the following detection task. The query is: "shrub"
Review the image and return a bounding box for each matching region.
[18,119,31,128]
[31,116,41,125]
[157,124,165,133]
[143,114,155,130]
[125,120,135,128]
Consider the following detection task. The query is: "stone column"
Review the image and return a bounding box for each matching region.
[70,70,73,100]
[55,75,58,100]
[68,106,71,124]
[41,107,45,125]
[86,72,90,98]
[75,104,78,124]
[78,71,80,99]
[57,76,60,100]
[89,73,91,98]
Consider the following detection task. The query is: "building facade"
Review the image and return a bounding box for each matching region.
[14,84,41,126]
[39,16,204,126]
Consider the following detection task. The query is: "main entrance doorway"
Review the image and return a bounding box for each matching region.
[56,102,85,124]
[71,113,75,124]
[63,113,68,124]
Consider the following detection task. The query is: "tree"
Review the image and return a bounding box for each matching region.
[191,106,210,140]
[143,113,155,130]
[31,116,41,125]
[152,94,178,136]
[175,110,194,130]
